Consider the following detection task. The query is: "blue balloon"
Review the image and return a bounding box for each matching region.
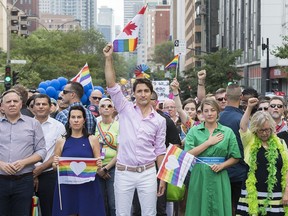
[56,90,61,99]
[81,94,88,104]
[83,83,92,93]
[46,80,51,86]
[51,79,61,90]
[61,85,66,91]
[38,82,48,90]
[46,86,57,98]
[94,86,104,94]
[57,77,68,87]
[37,88,46,94]
[102,94,107,98]
[86,89,93,98]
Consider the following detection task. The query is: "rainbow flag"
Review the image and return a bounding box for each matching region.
[58,157,98,185]
[70,63,93,87]
[157,145,195,187]
[113,5,147,52]
[165,55,179,70]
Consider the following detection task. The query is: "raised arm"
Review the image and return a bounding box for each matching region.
[240,97,258,132]
[197,70,206,102]
[103,43,116,88]
[170,78,187,125]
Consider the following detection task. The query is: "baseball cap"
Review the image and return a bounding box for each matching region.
[87,104,100,117]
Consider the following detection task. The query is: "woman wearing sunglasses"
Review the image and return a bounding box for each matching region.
[95,98,119,216]
[237,97,288,215]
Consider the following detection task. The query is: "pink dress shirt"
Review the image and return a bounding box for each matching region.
[107,84,166,166]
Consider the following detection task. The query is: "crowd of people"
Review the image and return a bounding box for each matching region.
[0,42,288,216]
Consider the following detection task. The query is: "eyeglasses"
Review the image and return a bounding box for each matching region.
[165,106,176,109]
[57,97,63,100]
[216,97,227,102]
[197,110,202,114]
[63,90,74,95]
[257,107,268,111]
[92,96,102,101]
[270,104,283,109]
[100,104,113,108]
[257,128,272,134]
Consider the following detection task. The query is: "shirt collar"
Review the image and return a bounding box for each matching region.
[197,122,225,132]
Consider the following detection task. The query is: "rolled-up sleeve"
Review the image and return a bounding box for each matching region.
[107,84,129,113]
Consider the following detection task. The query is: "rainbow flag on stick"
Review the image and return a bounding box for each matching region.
[113,5,147,52]
[157,145,196,187]
[58,157,98,185]
[70,63,93,87]
[165,55,179,70]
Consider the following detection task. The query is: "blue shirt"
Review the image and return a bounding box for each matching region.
[219,106,247,182]
[55,102,96,134]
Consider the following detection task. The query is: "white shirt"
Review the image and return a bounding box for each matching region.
[36,117,66,172]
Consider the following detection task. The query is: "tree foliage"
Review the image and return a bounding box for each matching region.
[153,41,174,66]
[8,29,129,88]
[272,35,288,59]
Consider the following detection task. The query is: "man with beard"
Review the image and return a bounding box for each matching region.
[268,96,288,134]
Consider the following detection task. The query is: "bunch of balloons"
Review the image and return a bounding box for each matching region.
[37,77,105,105]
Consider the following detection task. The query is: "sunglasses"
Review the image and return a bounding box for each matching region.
[257,107,268,111]
[270,104,283,109]
[63,90,73,95]
[92,96,102,101]
[216,97,227,102]
[57,97,63,100]
[100,104,113,108]
[197,110,202,114]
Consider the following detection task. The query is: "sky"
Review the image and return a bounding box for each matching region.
[97,0,124,28]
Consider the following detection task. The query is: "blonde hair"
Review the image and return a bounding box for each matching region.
[200,98,220,114]
[250,111,276,134]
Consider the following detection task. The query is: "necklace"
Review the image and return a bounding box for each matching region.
[246,134,288,215]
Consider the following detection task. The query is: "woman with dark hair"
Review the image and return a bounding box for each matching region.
[52,105,105,216]
[185,98,241,216]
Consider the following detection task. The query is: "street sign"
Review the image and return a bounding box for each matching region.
[10,60,27,64]
[174,39,186,56]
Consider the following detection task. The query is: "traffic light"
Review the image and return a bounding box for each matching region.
[4,66,12,90]
[19,15,28,37]
[12,71,19,86]
[10,9,19,34]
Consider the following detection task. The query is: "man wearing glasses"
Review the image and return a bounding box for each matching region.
[55,81,96,134]
[215,88,227,112]
[89,90,103,107]
[268,96,288,134]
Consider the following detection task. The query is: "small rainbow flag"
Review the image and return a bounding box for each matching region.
[113,5,147,52]
[58,157,98,185]
[165,55,179,70]
[157,145,195,187]
[70,63,93,87]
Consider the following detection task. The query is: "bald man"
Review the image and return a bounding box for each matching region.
[89,90,103,107]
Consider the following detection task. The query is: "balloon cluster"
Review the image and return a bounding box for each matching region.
[37,77,105,105]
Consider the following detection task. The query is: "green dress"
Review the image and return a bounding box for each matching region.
[184,122,241,216]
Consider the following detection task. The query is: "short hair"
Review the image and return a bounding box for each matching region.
[163,99,175,108]
[250,111,276,134]
[200,98,220,114]
[12,84,28,104]
[242,87,258,98]
[1,89,22,101]
[215,88,226,95]
[182,98,197,109]
[67,81,84,99]
[269,96,286,106]
[33,94,52,106]
[226,83,242,101]
[132,78,153,93]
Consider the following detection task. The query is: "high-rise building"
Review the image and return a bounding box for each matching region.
[98,6,114,42]
[39,0,97,30]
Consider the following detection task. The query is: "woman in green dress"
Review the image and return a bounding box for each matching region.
[184,98,241,216]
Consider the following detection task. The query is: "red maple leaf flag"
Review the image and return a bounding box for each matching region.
[123,21,138,36]
[113,5,147,52]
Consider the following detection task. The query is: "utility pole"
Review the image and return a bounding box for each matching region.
[261,38,270,94]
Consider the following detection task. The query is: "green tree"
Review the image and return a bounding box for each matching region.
[9,29,128,88]
[272,35,288,59]
[153,41,174,66]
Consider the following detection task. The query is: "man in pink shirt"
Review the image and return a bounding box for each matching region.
[103,43,166,216]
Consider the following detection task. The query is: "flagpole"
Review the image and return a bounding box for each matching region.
[57,165,63,210]
[195,157,211,167]
[175,54,180,78]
